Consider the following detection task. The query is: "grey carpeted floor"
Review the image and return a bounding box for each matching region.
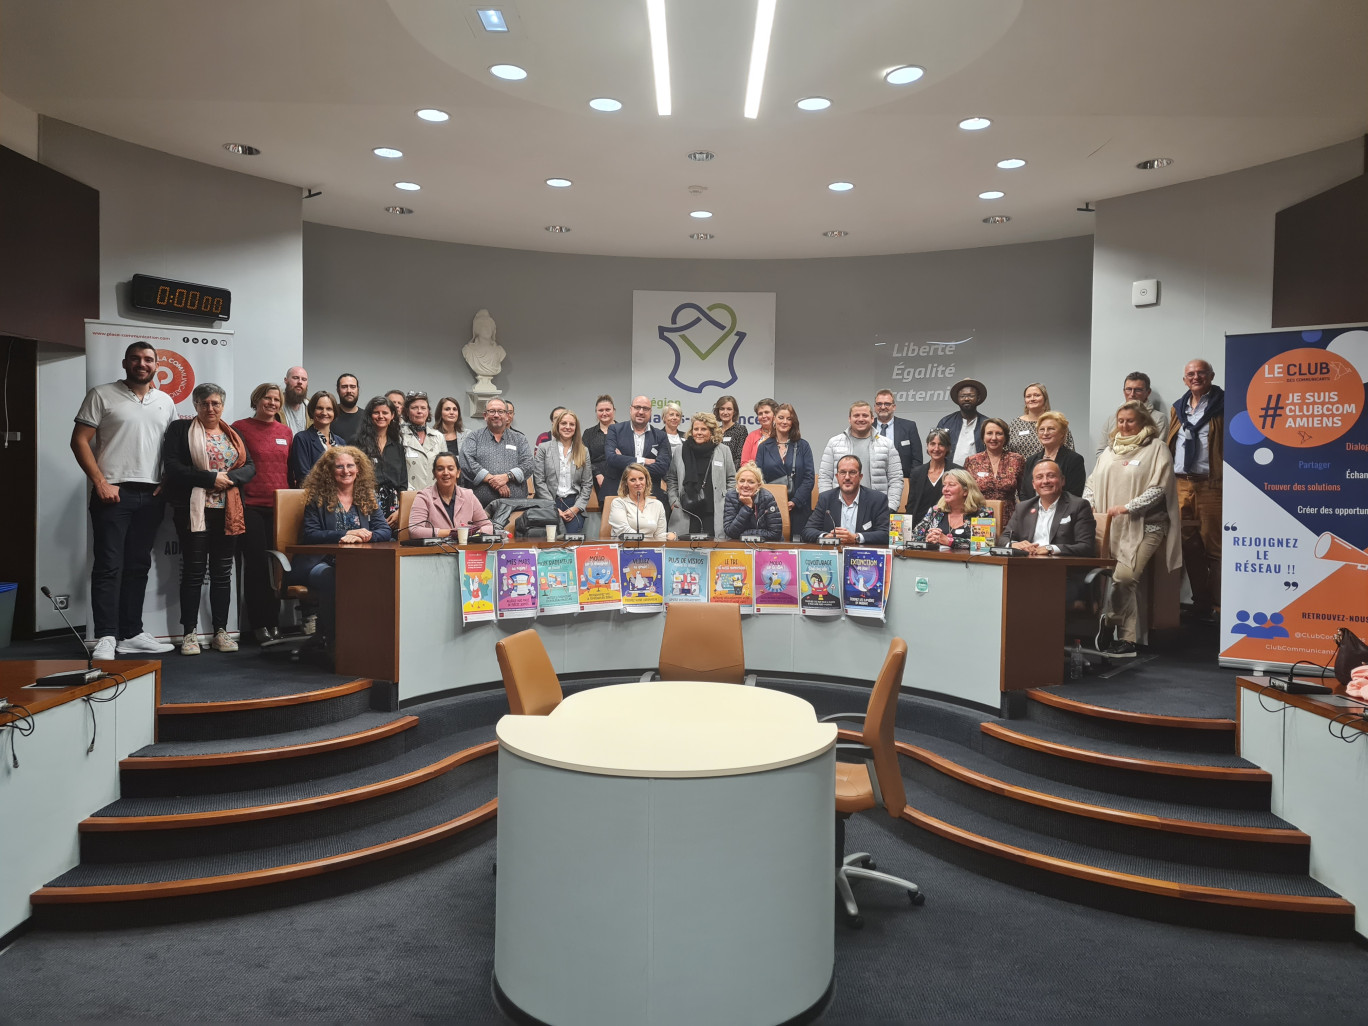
[3,815,1366,1024]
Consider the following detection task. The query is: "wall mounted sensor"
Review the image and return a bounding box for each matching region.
[1132,279,1159,306]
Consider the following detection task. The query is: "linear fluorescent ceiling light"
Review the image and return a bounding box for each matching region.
[477,9,508,31]
[646,0,671,116]
[743,0,778,119]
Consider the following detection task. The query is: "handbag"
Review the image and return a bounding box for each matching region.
[1333,627,1368,686]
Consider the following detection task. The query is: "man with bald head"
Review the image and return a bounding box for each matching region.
[604,395,671,502]
[281,366,309,434]
[1166,358,1224,620]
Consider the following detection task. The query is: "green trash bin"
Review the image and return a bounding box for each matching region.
[0,582,16,649]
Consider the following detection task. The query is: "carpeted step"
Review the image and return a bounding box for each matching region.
[156,679,382,741]
[1023,689,1237,754]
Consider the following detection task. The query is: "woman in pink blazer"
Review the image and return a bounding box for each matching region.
[408,453,492,538]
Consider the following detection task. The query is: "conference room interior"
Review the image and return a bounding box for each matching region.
[3,2,1368,1022]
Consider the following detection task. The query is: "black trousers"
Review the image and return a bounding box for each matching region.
[88,484,165,640]
[173,506,239,632]
[238,505,279,632]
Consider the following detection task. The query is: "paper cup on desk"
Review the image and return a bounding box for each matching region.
[544,523,557,542]
[456,527,469,544]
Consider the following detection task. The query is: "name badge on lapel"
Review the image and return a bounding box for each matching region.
[863,521,873,530]
[900,439,909,446]
[713,460,722,468]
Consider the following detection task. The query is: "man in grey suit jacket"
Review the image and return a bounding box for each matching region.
[999,459,1096,556]
[874,389,922,478]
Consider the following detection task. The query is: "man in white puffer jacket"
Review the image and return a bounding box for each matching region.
[818,400,903,511]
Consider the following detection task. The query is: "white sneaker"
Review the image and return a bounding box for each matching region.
[180,633,201,656]
[117,631,176,655]
[211,629,239,653]
[91,635,116,661]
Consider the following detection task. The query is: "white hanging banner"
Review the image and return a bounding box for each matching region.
[84,320,237,640]
[631,291,776,427]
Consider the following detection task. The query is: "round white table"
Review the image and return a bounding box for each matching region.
[494,681,837,1026]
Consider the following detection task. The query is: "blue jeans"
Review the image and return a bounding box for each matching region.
[89,484,165,640]
[555,494,586,534]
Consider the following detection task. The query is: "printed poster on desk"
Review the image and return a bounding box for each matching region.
[889,514,917,547]
[496,549,539,620]
[1219,324,1368,670]
[662,549,709,603]
[844,548,892,620]
[754,550,800,613]
[620,549,665,613]
[708,549,754,609]
[459,549,495,624]
[576,544,622,612]
[536,547,578,615]
[798,550,842,616]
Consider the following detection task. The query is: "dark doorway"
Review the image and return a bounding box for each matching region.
[0,336,39,638]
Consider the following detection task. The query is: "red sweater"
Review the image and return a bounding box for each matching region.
[232,417,293,507]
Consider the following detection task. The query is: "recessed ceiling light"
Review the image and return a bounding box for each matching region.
[385,206,413,214]
[690,210,713,219]
[883,65,925,85]
[373,147,403,159]
[982,215,1010,224]
[545,225,571,233]
[589,97,623,112]
[477,9,508,32]
[823,230,849,238]
[795,97,831,111]
[222,143,260,155]
[996,158,1026,169]
[545,178,573,188]
[395,182,421,191]
[490,64,527,81]
[647,0,672,116]
[687,150,715,162]
[416,108,449,122]
[958,117,991,131]
[689,233,714,240]
[1136,157,1174,170]
[978,190,1005,200]
[828,182,854,192]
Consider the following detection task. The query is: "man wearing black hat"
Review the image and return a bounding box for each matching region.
[936,379,990,466]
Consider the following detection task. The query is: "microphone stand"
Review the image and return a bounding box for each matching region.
[31,587,107,687]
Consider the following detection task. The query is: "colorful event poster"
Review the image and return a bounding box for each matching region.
[799,550,842,616]
[459,549,495,624]
[843,547,892,619]
[576,544,623,612]
[708,549,754,608]
[888,514,917,547]
[536,547,578,615]
[620,549,665,613]
[1220,325,1368,669]
[663,549,709,603]
[495,549,539,620]
[754,550,800,613]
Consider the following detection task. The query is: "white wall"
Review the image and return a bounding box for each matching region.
[31,119,303,631]
[1088,139,1364,448]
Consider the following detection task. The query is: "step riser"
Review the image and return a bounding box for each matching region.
[1023,701,1237,755]
[82,756,497,863]
[901,759,1308,875]
[119,734,412,797]
[157,688,377,741]
[976,735,1272,810]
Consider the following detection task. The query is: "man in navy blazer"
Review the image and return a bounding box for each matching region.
[999,460,1096,556]
[603,395,671,503]
[803,455,890,545]
[874,389,922,478]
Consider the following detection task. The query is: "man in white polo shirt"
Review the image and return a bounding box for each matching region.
[71,341,177,659]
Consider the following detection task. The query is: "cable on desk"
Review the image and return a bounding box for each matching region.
[1,704,35,768]
[1328,710,1367,744]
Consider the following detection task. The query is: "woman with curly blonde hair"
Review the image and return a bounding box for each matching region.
[910,468,989,546]
[294,446,391,651]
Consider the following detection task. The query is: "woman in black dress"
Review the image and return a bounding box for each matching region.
[354,395,408,528]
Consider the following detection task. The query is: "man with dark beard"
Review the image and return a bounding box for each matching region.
[333,373,363,441]
[281,365,309,434]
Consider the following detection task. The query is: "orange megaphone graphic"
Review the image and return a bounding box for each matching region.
[1314,532,1368,569]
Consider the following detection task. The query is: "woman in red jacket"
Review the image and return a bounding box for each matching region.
[232,383,293,642]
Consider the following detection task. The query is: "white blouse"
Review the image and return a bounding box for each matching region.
[608,496,669,541]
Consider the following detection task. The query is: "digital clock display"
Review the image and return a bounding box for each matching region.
[130,274,232,320]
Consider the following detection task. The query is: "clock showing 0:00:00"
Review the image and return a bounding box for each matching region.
[130,274,232,320]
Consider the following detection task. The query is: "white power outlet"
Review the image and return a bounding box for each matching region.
[54,594,70,610]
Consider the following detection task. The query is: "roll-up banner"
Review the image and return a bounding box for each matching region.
[84,320,237,640]
[1221,324,1368,670]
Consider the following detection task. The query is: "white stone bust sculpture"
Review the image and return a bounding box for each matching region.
[463,309,506,391]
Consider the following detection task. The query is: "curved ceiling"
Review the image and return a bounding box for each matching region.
[2,0,1365,259]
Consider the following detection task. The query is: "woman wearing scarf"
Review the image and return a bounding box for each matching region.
[1087,400,1181,658]
[162,382,256,655]
[666,411,736,539]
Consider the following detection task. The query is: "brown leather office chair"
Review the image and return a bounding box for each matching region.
[898,476,910,513]
[262,489,318,650]
[396,489,418,537]
[760,482,790,540]
[821,637,923,927]
[496,629,563,715]
[646,602,755,686]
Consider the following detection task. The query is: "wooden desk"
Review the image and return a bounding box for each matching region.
[0,659,161,717]
[494,682,836,1026]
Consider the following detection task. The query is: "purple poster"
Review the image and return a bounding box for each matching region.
[843,547,892,620]
[496,548,539,619]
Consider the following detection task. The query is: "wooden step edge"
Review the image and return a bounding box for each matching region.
[891,739,1308,846]
[1028,689,1237,732]
[900,804,1353,916]
[158,678,374,715]
[33,799,499,904]
[119,716,419,770]
[979,722,1271,782]
[84,740,497,832]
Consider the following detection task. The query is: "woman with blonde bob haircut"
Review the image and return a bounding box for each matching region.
[1019,409,1085,501]
[910,468,988,546]
[666,410,736,539]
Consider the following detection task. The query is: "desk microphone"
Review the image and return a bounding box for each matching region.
[818,506,840,546]
[672,503,711,543]
[739,533,766,544]
[990,529,1021,558]
[34,587,105,687]
[400,517,448,547]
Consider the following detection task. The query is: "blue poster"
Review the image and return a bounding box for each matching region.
[537,547,578,615]
[663,549,709,603]
[843,547,892,619]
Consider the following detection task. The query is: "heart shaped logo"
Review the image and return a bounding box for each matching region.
[657,301,748,393]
